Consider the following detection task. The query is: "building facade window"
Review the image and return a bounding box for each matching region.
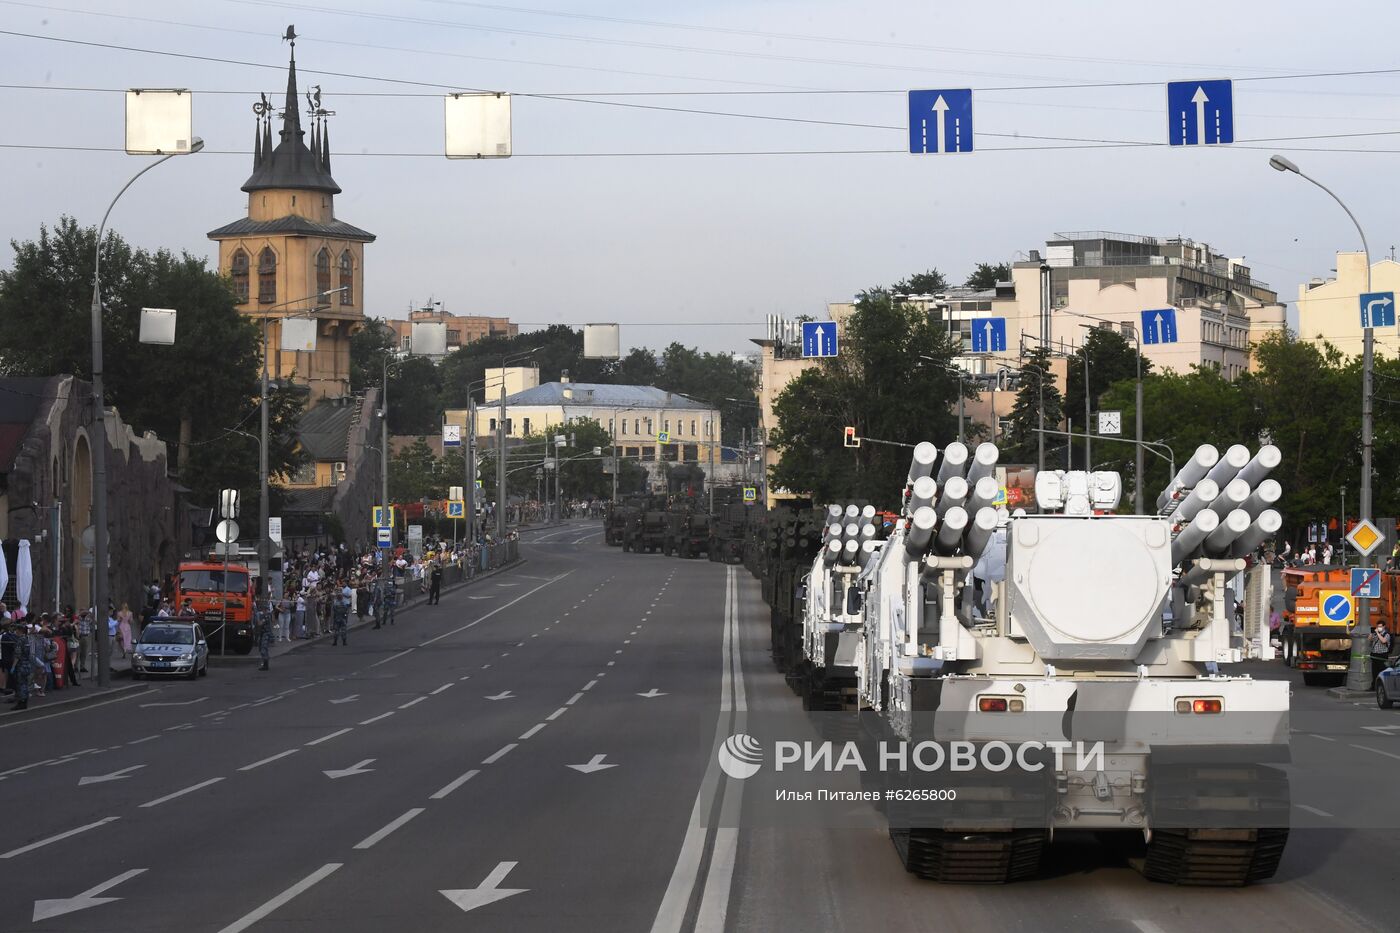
[489,418,497,432]
[230,249,250,303]
[683,444,698,462]
[690,419,697,436]
[338,250,354,305]
[664,419,670,434]
[257,247,277,304]
[642,446,656,462]
[315,248,331,301]
[523,417,531,435]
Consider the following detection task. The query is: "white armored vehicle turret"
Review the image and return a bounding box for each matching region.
[855,440,1289,885]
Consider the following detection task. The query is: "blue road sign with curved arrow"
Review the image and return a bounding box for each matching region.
[1360,291,1395,329]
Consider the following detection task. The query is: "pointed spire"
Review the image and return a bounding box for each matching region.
[321,118,331,173]
[310,116,320,162]
[283,45,303,144]
[253,116,263,168]
[262,116,273,166]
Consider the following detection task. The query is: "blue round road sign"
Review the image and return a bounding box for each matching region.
[1322,593,1353,623]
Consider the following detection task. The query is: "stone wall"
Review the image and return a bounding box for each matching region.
[3,376,187,614]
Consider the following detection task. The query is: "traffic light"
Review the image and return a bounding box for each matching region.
[844,426,861,448]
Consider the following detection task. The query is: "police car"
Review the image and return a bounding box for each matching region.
[131,622,209,680]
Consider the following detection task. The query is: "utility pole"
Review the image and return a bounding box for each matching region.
[466,397,477,543]
[497,365,507,538]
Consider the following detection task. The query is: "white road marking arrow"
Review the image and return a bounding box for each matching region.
[1362,724,1400,736]
[568,754,618,774]
[931,94,949,153]
[1191,86,1209,142]
[468,596,494,600]
[33,868,147,922]
[323,758,376,779]
[982,321,994,348]
[328,695,359,704]
[440,861,527,913]
[78,764,146,787]
[636,688,668,698]
[485,690,514,701]
[140,696,208,708]
[1366,296,1392,326]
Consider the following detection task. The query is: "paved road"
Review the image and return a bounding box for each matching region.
[1,520,1396,931]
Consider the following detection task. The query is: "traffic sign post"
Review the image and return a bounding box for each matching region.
[1140,308,1178,345]
[742,487,757,503]
[970,318,1007,354]
[801,321,838,358]
[1359,291,1396,329]
[656,431,670,445]
[907,89,973,154]
[1167,79,1233,146]
[376,528,392,549]
[373,506,395,529]
[1351,567,1382,600]
[447,501,465,519]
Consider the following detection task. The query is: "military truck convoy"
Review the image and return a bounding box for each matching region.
[604,489,754,561]
[746,439,1290,888]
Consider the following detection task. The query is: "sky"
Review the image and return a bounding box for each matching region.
[3,0,1400,355]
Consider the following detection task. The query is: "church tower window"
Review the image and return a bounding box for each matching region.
[338,250,354,305]
[315,248,331,303]
[230,248,250,303]
[258,247,277,304]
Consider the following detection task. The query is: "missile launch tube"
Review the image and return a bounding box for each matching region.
[844,504,860,521]
[964,507,998,560]
[1232,509,1282,558]
[1171,509,1220,565]
[860,504,877,523]
[859,538,880,566]
[1204,508,1252,557]
[1156,444,1220,511]
[826,522,844,541]
[935,506,969,554]
[937,442,969,483]
[859,523,878,542]
[907,442,938,484]
[905,506,937,555]
[966,443,999,486]
[908,476,938,513]
[840,538,859,565]
[1208,477,1251,518]
[1205,443,1251,488]
[1168,478,1219,526]
[843,522,860,541]
[822,539,842,564]
[968,475,999,513]
[936,475,969,516]
[1236,444,1282,488]
[1242,479,1282,518]
[826,503,844,522]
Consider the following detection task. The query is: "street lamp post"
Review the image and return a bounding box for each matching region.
[88,137,203,688]
[258,287,346,601]
[1270,153,1375,691]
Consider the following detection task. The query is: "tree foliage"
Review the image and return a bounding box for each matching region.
[0,217,304,506]
[965,262,1010,289]
[1000,345,1065,466]
[1064,326,1151,468]
[892,269,948,295]
[768,288,969,507]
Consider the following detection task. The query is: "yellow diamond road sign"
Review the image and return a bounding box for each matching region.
[1346,518,1385,557]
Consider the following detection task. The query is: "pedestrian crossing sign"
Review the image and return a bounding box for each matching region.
[373,506,396,529]
[657,431,670,444]
[743,486,757,503]
[447,501,465,518]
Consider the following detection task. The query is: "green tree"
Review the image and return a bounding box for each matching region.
[386,355,443,435]
[893,269,948,295]
[0,217,304,505]
[388,437,444,503]
[768,288,968,507]
[653,342,758,446]
[1064,327,1150,467]
[1000,346,1064,465]
[965,262,1011,289]
[350,317,395,393]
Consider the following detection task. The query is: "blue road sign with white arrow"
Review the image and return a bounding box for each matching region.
[1360,291,1396,329]
[1167,79,1233,146]
[971,318,1007,353]
[1351,567,1382,599]
[908,89,974,154]
[1322,592,1354,624]
[801,321,839,358]
[1140,308,1178,345]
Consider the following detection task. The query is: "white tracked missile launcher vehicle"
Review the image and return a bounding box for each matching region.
[854,440,1289,885]
[799,503,883,710]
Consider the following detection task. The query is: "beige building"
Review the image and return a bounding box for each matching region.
[387,307,517,358]
[443,379,723,484]
[207,48,374,403]
[1296,251,1400,358]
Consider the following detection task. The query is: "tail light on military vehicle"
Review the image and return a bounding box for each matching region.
[1175,697,1224,714]
[977,696,1024,713]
